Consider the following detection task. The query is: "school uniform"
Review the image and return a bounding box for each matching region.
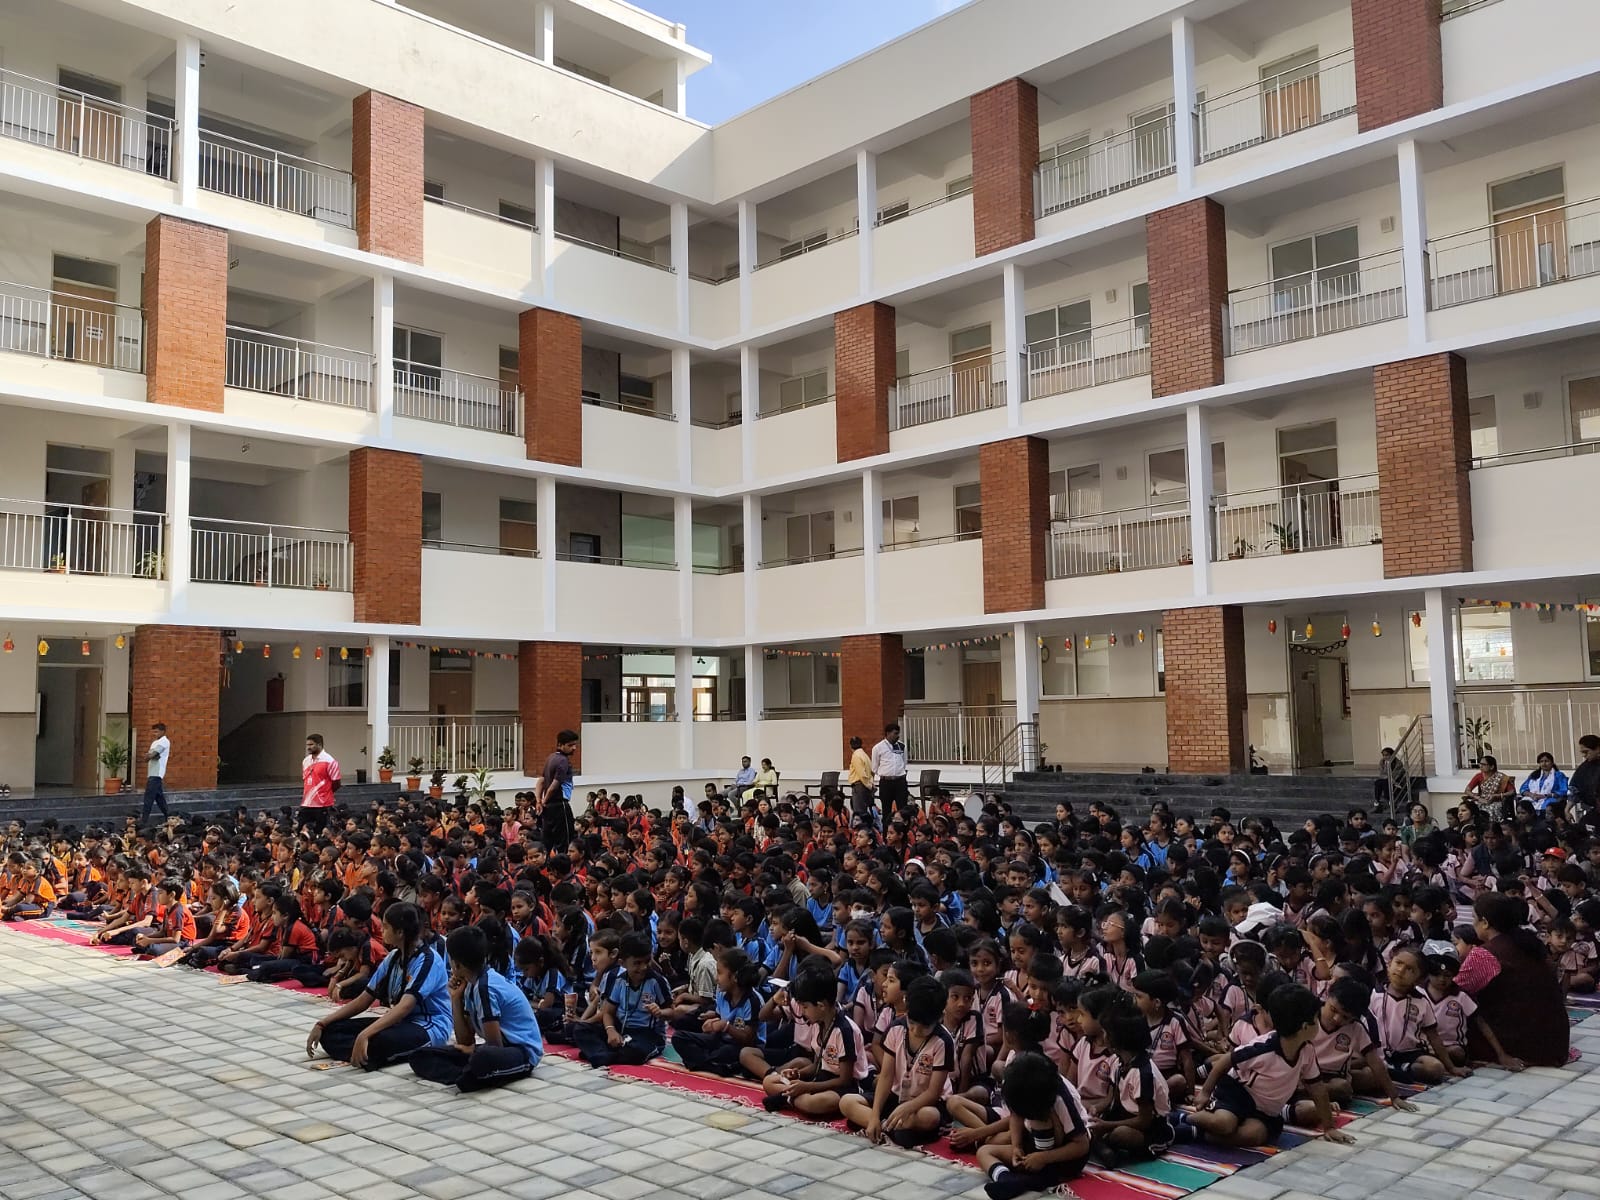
[1102,1052,1175,1158]
[571,967,673,1065]
[411,968,544,1092]
[136,901,198,957]
[520,968,569,1036]
[1204,1032,1320,1140]
[1070,1036,1116,1110]
[321,944,454,1070]
[1429,988,1476,1054]
[810,1014,869,1093]
[1371,986,1440,1081]
[1148,1013,1191,1076]
[1307,1012,1375,1082]
[672,987,763,1074]
[242,919,320,982]
[999,1079,1093,1190]
[1061,948,1106,980]
[4,877,57,921]
[974,980,1013,1075]
[877,1018,956,1147]
[185,904,252,968]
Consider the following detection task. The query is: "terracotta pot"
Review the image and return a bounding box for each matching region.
[378,768,394,783]
[103,778,122,795]
[428,785,443,799]
[405,775,422,791]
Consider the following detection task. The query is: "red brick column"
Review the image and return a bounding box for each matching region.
[970,78,1038,256]
[1146,198,1228,397]
[353,91,424,262]
[834,302,896,462]
[349,447,421,625]
[979,437,1048,613]
[1162,606,1247,774]
[130,625,220,791]
[143,216,227,412]
[1374,353,1473,577]
[519,642,582,775]
[841,634,904,763]
[1353,0,1443,133]
[519,308,583,467]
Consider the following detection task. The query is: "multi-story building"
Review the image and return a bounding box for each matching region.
[1,0,1595,797]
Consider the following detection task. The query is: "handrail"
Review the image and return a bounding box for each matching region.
[0,279,146,373]
[1442,0,1504,17]
[192,515,351,538]
[1225,249,1406,353]
[979,719,1040,791]
[189,516,352,590]
[1027,318,1151,399]
[200,129,342,176]
[690,413,742,430]
[225,326,373,410]
[554,231,674,272]
[424,538,540,558]
[1430,194,1598,246]
[873,191,967,226]
[0,67,176,180]
[890,350,1021,431]
[758,392,835,419]
[1201,47,1354,109]
[555,551,677,570]
[1471,441,1599,469]
[691,561,743,575]
[224,323,368,357]
[1048,501,1190,579]
[394,360,522,435]
[1035,116,1176,216]
[1212,473,1381,559]
[0,497,165,578]
[424,193,537,230]
[582,394,675,421]
[1427,195,1600,309]
[754,227,859,270]
[758,546,865,568]
[1198,47,1355,161]
[197,129,355,227]
[1382,712,1430,819]
[880,531,981,553]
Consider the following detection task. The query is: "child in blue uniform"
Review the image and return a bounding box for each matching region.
[572,931,673,1065]
[671,946,764,1074]
[410,925,544,1092]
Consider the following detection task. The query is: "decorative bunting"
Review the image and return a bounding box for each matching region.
[1458,598,1600,613]
[1290,638,1348,657]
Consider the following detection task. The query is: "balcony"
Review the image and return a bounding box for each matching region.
[395,362,522,436]
[0,67,174,180]
[0,498,162,578]
[225,327,373,410]
[553,553,680,643]
[1047,503,1191,580]
[1428,197,1600,309]
[1035,119,1176,218]
[879,536,984,627]
[1470,441,1596,569]
[190,517,352,591]
[1211,475,1381,560]
[1226,250,1406,354]
[750,231,859,329]
[1454,687,1600,772]
[872,191,974,292]
[547,234,677,330]
[198,131,355,228]
[903,704,1015,766]
[422,196,540,292]
[1198,48,1356,162]
[390,718,522,775]
[422,543,542,633]
[755,552,864,634]
[0,280,144,373]
[1026,320,1150,401]
[890,352,1017,433]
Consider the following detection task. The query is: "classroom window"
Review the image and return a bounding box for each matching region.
[498,499,537,557]
[904,649,927,701]
[1407,614,1430,685]
[1041,634,1111,697]
[946,175,974,199]
[388,648,401,710]
[954,483,982,535]
[1459,606,1514,682]
[1586,603,1600,680]
[421,492,443,543]
[1133,282,1151,342]
[497,200,537,229]
[776,369,829,414]
[882,495,920,546]
[328,650,365,708]
[1469,396,1499,459]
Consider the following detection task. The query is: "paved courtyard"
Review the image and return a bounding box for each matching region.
[3,928,1600,1200]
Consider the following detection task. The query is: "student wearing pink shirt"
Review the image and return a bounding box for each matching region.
[298,733,342,833]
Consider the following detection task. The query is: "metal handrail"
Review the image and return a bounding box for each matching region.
[1442,0,1503,16]
[554,231,674,272]
[394,360,523,435]
[0,279,145,373]
[225,326,373,410]
[758,547,865,569]
[0,67,176,179]
[1035,116,1176,216]
[873,192,967,226]
[754,227,860,271]
[190,516,352,590]
[390,719,522,774]
[582,394,675,421]
[1048,501,1190,579]
[424,193,537,230]
[0,496,164,578]
[1211,473,1381,559]
[758,392,835,419]
[1427,195,1600,309]
[424,538,539,558]
[691,561,743,574]
[1225,249,1406,354]
[1470,441,1600,469]
[555,551,677,570]
[1198,47,1356,161]
[198,129,354,227]
[1027,318,1150,399]
[690,413,742,430]
[880,531,981,553]
[890,350,1020,431]
[1381,712,1431,819]
[979,719,1040,791]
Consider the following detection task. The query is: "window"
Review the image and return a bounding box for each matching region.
[779,231,827,260]
[896,349,911,380]
[423,180,445,201]
[619,236,657,264]
[619,374,656,414]
[785,655,840,705]
[1459,606,1514,682]
[877,200,910,225]
[1025,299,1092,357]
[499,347,519,397]
[1040,132,1091,167]
[1489,166,1565,218]
[1569,376,1600,447]
[882,495,919,546]
[1041,634,1110,696]
[954,483,982,535]
[1587,604,1600,679]
[946,175,973,199]
[1129,102,1174,176]
[1132,282,1151,343]
[499,498,537,557]
[394,326,443,387]
[784,511,835,562]
[497,200,537,229]
[328,650,364,708]
[1407,615,1431,685]
[777,370,829,414]
[1259,48,1322,137]
[1469,396,1499,459]
[1049,464,1102,520]
[421,492,443,543]
[1270,226,1359,307]
[905,649,927,701]
[568,531,601,561]
[1147,445,1225,510]
[388,648,401,710]
[1155,628,1166,694]
[950,324,992,362]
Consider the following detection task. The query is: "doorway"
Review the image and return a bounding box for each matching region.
[1287,615,1352,770]
[428,657,473,717]
[949,324,993,416]
[51,255,120,368]
[45,443,112,573]
[1490,167,1566,295]
[1277,421,1340,551]
[961,658,1001,708]
[35,663,103,789]
[1260,49,1321,140]
[57,69,124,167]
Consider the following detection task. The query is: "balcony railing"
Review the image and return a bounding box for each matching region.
[582,394,674,421]
[758,546,865,569]
[1212,474,1381,560]
[0,498,163,578]
[1442,0,1503,17]
[555,232,672,271]
[1035,117,1176,217]
[1428,196,1600,309]
[424,194,536,230]
[0,67,175,179]
[758,392,835,419]
[1455,687,1600,772]
[1226,250,1406,354]
[890,351,1019,432]
[555,550,677,570]
[190,517,352,591]
[425,537,539,558]
[1027,319,1150,401]
[1471,440,1600,469]
[754,228,859,270]
[0,280,144,373]
[903,705,1015,766]
[198,130,354,228]
[225,327,373,410]
[1198,48,1356,161]
[391,719,522,775]
[395,362,522,435]
[1047,502,1191,579]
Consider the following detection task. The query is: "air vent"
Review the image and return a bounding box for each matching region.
[1379,216,1396,234]
[1523,391,1542,410]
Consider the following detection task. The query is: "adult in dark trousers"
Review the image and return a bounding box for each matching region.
[871,722,910,821]
[140,723,171,822]
[537,730,579,850]
[847,735,876,826]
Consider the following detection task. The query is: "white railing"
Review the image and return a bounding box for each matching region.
[198,130,354,227]
[1427,196,1600,309]
[1455,688,1600,772]
[1035,116,1176,216]
[0,67,175,178]
[424,194,536,230]
[190,517,352,591]
[394,362,523,435]
[1211,474,1381,560]
[903,705,1015,766]
[390,719,523,775]
[0,498,163,578]
[0,280,144,372]
[1047,502,1191,579]
[1027,319,1150,400]
[225,327,373,410]
[1471,440,1600,469]
[1199,48,1356,161]
[1226,250,1406,354]
[890,351,1018,431]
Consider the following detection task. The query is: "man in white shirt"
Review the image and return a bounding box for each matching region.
[140,722,171,823]
[870,722,910,821]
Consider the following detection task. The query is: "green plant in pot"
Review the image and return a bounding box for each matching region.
[1265,523,1301,554]
[429,765,446,799]
[405,756,424,791]
[97,736,129,795]
[376,745,396,784]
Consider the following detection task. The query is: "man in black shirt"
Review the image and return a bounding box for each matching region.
[537,730,579,849]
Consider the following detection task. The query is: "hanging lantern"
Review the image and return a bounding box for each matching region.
[292,645,302,660]
[315,646,324,661]
[1411,611,1423,628]
[339,646,349,661]
[1371,616,1382,638]
[1109,632,1117,647]
[1267,618,1277,635]
[364,643,373,658]
[1340,621,1351,639]
[1498,644,1507,656]
[81,639,91,657]
[234,640,244,654]
[36,638,49,656]
[2,634,11,654]
[1082,635,1091,650]
[1136,629,1145,644]
[114,633,126,650]
[1304,621,1315,639]
[263,643,271,659]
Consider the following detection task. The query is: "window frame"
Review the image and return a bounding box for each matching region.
[327,649,365,709]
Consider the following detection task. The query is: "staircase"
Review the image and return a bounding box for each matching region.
[2,781,401,827]
[1002,769,1376,826]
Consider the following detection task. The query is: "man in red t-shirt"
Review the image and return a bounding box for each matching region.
[300,734,342,833]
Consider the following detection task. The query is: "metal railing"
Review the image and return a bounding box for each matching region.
[1212,474,1381,560]
[1026,319,1150,400]
[1199,48,1356,161]
[1471,440,1600,469]
[1455,688,1600,772]
[390,719,522,775]
[690,413,742,429]
[0,67,175,178]
[880,531,981,553]
[1379,713,1433,819]
[581,394,675,421]
[424,194,537,230]
[1442,0,1504,16]
[980,718,1040,790]
[424,538,539,558]
[754,228,859,270]
[1047,501,1191,579]
[890,351,1019,431]
[1428,196,1600,309]
[225,327,373,410]
[554,232,673,272]
[0,497,163,578]
[758,392,835,419]
[190,517,352,590]
[1225,250,1406,354]
[1036,117,1176,216]
[198,129,354,227]
[394,362,522,435]
[0,280,144,372]
[904,705,1015,766]
[758,546,864,569]
[873,192,966,226]
[555,550,677,570]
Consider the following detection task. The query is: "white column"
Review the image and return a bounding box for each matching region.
[1397,139,1430,348]
[672,346,693,484]
[1185,403,1213,596]
[175,35,201,208]
[737,198,757,331]
[862,469,882,625]
[1012,620,1042,769]
[674,494,694,640]
[671,202,691,333]
[741,492,762,640]
[744,644,765,727]
[373,273,395,439]
[537,475,558,633]
[856,149,877,298]
[675,58,689,117]
[166,421,192,613]
[368,634,391,767]
[536,158,556,295]
[1424,588,1459,778]
[675,645,694,769]
[739,343,759,483]
[1170,17,1197,194]
[534,3,554,63]
[1002,261,1027,426]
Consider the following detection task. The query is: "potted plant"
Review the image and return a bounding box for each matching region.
[1265,523,1301,555]
[467,766,494,804]
[376,745,396,784]
[313,576,331,591]
[452,773,470,796]
[136,550,164,580]
[48,553,66,574]
[97,736,129,795]
[428,766,446,800]
[1178,549,1193,566]
[405,756,424,792]
[1227,536,1252,561]
[1103,554,1123,574]
[1461,716,1493,767]
[253,572,267,587]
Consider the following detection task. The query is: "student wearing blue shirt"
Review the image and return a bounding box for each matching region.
[671,947,764,1074]
[410,925,544,1092]
[572,931,673,1065]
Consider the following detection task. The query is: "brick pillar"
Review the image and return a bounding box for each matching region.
[349,447,421,624]
[1374,353,1473,577]
[979,437,1048,613]
[143,216,227,412]
[352,90,424,262]
[130,625,220,791]
[1146,198,1228,397]
[1353,0,1443,133]
[841,634,904,763]
[834,302,895,462]
[970,78,1038,256]
[1163,606,1247,774]
[519,642,582,775]
[519,308,583,467]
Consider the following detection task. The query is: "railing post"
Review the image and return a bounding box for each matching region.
[1567,696,1577,760]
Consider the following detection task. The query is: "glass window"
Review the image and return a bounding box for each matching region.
[1133,282,1151,342]
[905,649,927,701]
[498,498,537,557]
[786,655,813,705]
[1025,300,1092,355]
[1270,225,1359,302]
[328,650,364,708]
[421,492,443,543]
[1077,635,1111,695]
[1459,606,1514,682]
[817,657,841,704]
[1040,635,1111,696]
[1489,166,1565,217]
[1048,464,1100,519]
[497,200,537,229]
[954,483,982,535]
[946,175,973,199]
[896,349,911,379]
[882,495,920,546]
[1155,628,1166,694]
[621,514,674,565]
[777,370,829,414]
[394,326,443,377]
[1570,376,1600,446]
[1148,448,1187,506]
[1407,614,1430,685]
[1040,133,1091,167]
[950,324,992,360]
[1469,396,1499,459]
[877,200,910,225]
[388,648,401,709]
[423,180,444,200]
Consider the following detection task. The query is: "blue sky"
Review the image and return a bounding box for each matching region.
[646,1,967,124]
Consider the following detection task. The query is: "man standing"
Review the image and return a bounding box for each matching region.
[537,730,579,849]
[300,733,341,833]
[730,756,756,797]
[139,722,171,823]
[871,722,910,820]
[846,735,875,825]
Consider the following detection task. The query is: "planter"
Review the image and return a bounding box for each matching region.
[355,769,367,784]
[1279,548,1300,555]
[405,775,422,791]
[428,785,444,799]
[103,778,122,795]
[378,768,394,783]
[253,580,267,587]
[1227,553,1244,561]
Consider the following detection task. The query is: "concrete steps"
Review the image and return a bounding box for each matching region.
[2,781,402,827]
[1003,770,1376,826]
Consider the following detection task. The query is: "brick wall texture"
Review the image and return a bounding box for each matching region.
[143,216,227,412]
[518,642,582,774]
[979,437,1049,613]
[970,78,1038,256]
[519,308,583,467]
[349,447,422,625]
[1374,353,1473,577]
[130,625,220,791]
[834,302,896,462]
[353,90,424,262]
[1353,0,1443,133]
[1162,605,1247,774]
[1146,198,1228,397]
[841,634,904,763]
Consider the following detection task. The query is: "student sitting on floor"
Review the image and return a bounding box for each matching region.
[89,865,154,945]
[513,933,570,1038]
[2,856,59,922]
[410,924,544,1092]
[759,967,868,1117]
[1090,1008,1175,1166]
[214,887,276,972]
[181,879,252,969]
[977,1050,1093,1200]
[571,931,672,1066]
[671,946,764,1075]
[238,892,320,983]
[131,877,197,957]
[1371,946,1470,1084]
[840,974,954,1148]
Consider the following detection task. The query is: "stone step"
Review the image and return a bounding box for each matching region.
[3,781,402,828]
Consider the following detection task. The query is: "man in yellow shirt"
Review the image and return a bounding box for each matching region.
[846,736,875,826]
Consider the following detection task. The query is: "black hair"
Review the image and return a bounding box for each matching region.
[904,974,948,1026]
[1102,1008,1153,1055]
[999,1051,1062,1120]
[1264,981,1320,1037]
[618,931,653,961]
[377,902,427,1006]
[446,923,490,974]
